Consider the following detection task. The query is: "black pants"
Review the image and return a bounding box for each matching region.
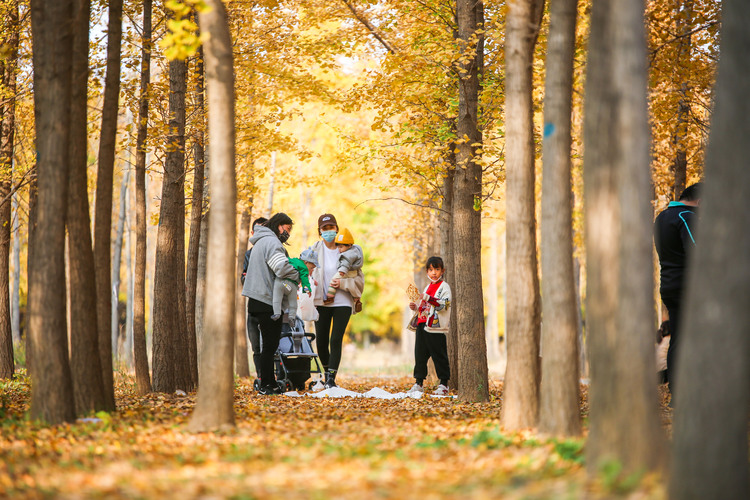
[246,299,262,377]
[248,298,282,387]
[661,289,683,392]
[413,323,450,384]
[315,306,351,371]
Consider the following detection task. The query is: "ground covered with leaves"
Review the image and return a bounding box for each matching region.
[1,373,671,499]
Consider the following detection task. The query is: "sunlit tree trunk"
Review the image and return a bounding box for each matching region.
[538,0,581,437]
[583,0,664,476]
[67,0,107,414]
[133,0,152,395]
[185,46,205,388]
[454,0,487,402]
[153,54,189,393]
[234,209,251,378]
[502,0,545,429]
[28,0,76,424]
[93,0,123,411]
[0,0,19,379]
[670,1,750,496]
[189,0,237,431]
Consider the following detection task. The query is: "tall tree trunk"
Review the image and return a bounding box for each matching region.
[111,169,130,363]
[67,0,107,414]
[133,0,152,395]
[25,174,37,377]
[185,47,205,388]
[670,1,750,496]
[93,0,123,411]
[0,0,19,379]
[454,0,487,402]
[502,0,545,429]
[189,0,237,431]
[28,0,76,424]
[234,209,251,378]
[583,0,665,476]
[124,187,133,369]
[195,207,209,373]
[11,194,20,344]
[152,54,189,393]
[538,0,581,437]
[440,144,459,392]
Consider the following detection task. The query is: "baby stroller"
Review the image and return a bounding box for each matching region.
[254,316,324,392]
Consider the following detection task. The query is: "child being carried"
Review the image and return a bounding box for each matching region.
[271,248,319,321]
[324,227,364,313]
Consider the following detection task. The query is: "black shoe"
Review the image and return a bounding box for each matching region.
[258,384,283,395]
[324,371,338,389]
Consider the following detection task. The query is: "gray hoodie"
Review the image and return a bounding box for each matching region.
[241,226,299,306]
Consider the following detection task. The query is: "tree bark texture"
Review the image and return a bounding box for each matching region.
[583,0,665,476]
[502,0,545,429]
[234,209,251,378]
[538,0,581,437]
[152,57,189,393]
[67,0,107,414]
[93,0,123,411]
[28,0,76,424]
[440,143,459,392]
[670,1,750,496]
[0,0,19,379]
[189,0,237,431]
[453,0,488,402]
[133,0,152,396]
[185,47,205,388]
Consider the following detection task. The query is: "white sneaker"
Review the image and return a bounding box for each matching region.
[407,383,423,393]
[433,384,449,396]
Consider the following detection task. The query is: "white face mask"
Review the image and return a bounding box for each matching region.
[428,276,442,283]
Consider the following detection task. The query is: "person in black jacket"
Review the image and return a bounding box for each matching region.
[240,216,267,379]
[654,182,702,393]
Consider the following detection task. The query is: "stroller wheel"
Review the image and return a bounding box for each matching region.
[278,380,291,393]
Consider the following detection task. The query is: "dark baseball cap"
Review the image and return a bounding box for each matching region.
[317,213,337,229]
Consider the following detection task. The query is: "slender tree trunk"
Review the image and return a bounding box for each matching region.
[195,207,209,372]
[440,145,459,392]
[454,0,487,402]
[28,0,76,424]
[670,1,750,496]
[67,0,107,414]
[0,0,19,379]
[111,169,130,363]
[189,0,237,431]
[234,209,251,378]
[538,0,581,437]
[93,0,123,411]
[25,175,37,377]
[133,0,152,395]
[502,0,545,429]
[11,194,20,344]
[583,0,665,476]
[124,187,133,369]
[185,47,205,388]
[152,54,189,393]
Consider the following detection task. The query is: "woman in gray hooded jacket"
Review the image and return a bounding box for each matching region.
[241,212,299,394]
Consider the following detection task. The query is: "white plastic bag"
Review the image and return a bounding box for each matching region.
[297,283,319,322]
